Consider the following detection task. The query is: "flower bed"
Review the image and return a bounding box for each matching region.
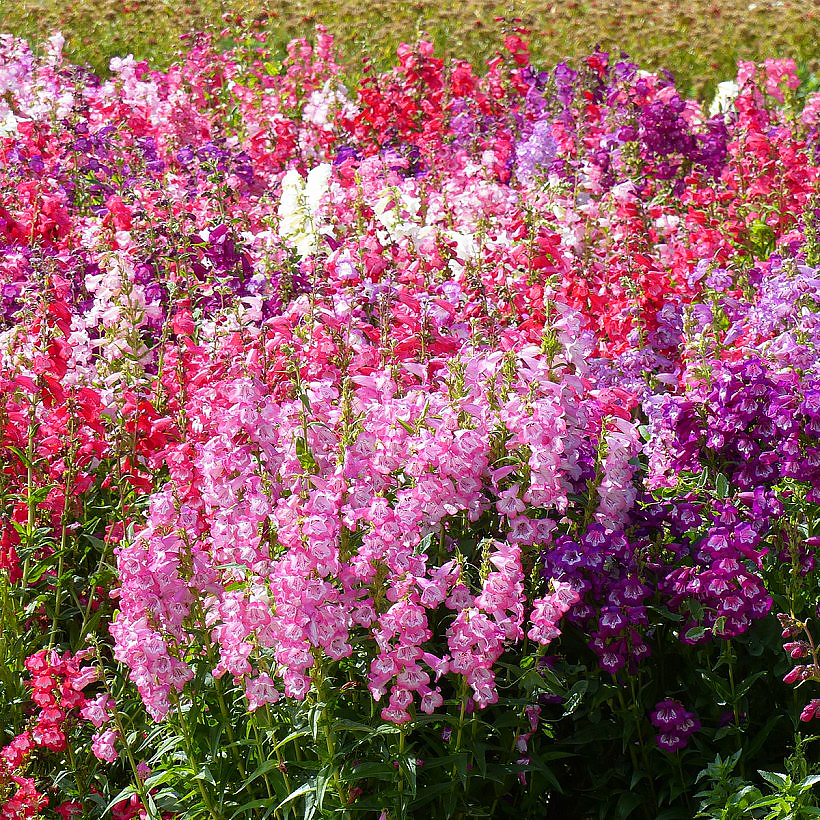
[1,26,819,819]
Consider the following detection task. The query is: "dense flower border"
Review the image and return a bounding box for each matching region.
[1,24,819,818]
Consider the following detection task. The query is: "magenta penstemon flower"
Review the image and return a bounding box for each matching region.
[800,699,820,722]
[650,699,700,752]
[80,693,114,728]
[91,728,120,763]
[528,580,580,646]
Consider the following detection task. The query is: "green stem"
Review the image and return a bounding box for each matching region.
[96,653,159,820]
[724,639,746,779]
[65,740,88,801]
[324,705,347,812]
[262,703,295,807]
[22,403,36,588]
[315,667,348,815]
[251,720,275,800]
[170,690,220,820]
[0,572,18,646]
[617,686,657,819]
[677,756,693,814]
[49,509,68,648]
[266,707,294,813]
[397,727,406,817]
[51,392,79,648]
[448,678,469,815]
[453,682,468,756]
[491,714,529,816]
[214,675,248,781]
[79,453,129,642]
[725,640,741,729]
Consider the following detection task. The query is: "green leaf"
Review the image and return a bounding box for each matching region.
[744,715,782,759]
[309,706,322,743]
[519,666,565,696]
[648,604,684,622]
[562,680,588,716]
[453,752,470,787]
[735,671,766,699]
[275,779,316,812]
[144,768,179,790]
[244,758,283,786]
[698,668,732,703]
[523,754,563,792]
[616,790,644,819]
[272,729,312,752]
[314,765,331,814]
[302,785,317,820]
[400,753,417,792]
[729,785,763,804]
[234,797,287,815]
[347,762,396,782]
[397,418,415,434]
[295,436,317,471]
[414,532,435,556]
[407,782,452,810]
[7,446,32,468]
[193,765,216,785]
[758,771,788,790]
[713,725,740,742]
[351,723,402,746]
[104,786,138,815]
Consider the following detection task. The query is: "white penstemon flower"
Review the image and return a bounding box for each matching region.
[0,110,21,137]
[709,80,740,117]
[277,163,333,258]
[302,79,358,130]
[372,188,421,243]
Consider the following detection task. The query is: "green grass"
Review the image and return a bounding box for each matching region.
[2,0,819,99]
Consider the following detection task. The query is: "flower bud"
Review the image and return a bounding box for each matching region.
[783,665,805,684]
[799,699,819,722]
[783,641,810,659]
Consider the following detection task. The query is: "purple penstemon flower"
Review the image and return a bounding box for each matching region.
[650,699,700,752]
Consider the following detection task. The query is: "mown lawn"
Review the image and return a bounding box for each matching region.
[2,0,819,98]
